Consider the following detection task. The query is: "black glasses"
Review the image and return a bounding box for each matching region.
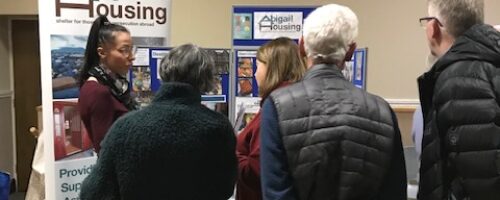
[419,17,444,27]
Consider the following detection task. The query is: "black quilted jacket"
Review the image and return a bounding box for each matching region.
[418,24,500,200]
[269,64,407,200]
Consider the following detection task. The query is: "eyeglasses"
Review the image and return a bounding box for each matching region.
[419,17,444,27]
[117,45,137,57]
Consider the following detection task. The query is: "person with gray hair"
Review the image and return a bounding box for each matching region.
[259,4,406,200]
[80,44,237,200]
[417,0,500,199]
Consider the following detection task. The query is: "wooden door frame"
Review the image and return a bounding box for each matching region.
[8,15,38,191]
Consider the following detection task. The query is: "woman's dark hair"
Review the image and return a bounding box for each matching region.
[159,44,216,93]
[78,15,130,87]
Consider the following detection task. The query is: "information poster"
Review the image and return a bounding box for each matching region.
[341,48,368,89]
[232,6,368,90]
[234,97,261,134]
[38,0,171,199]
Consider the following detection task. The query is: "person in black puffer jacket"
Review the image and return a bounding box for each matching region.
[259,4,407,200]
[418,1,500,200]
[79,44,237,200]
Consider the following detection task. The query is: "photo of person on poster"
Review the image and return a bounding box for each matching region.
[238,58,253,96]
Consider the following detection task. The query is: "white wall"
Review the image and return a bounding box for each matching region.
[0,0,37,15]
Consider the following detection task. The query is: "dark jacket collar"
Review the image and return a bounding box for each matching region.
[303,64,345,80]
[153,82,201,104]
[418,24,500,120]
[424,24,500,80]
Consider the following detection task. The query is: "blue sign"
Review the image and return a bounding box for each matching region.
[232,6,316,46]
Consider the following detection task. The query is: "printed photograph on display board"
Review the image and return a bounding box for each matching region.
[355,62,362,81]
[133,47,151,67]
[201,100,229,118]
[207,76,223,95]
[355,50,364,81]
[53,101,94,161]
[352,48,367,88]
[131,66,153,107]
[50,35,95,162]
[236,50,258,97]
[51,35,85,99]
[342,61,354,83]
[207,49,231,74]
[238,77,253,97]
[238,57,254,78]
[340,48,367,89]
[234,97,261,133]
[153,49,170,82]
[204,49,231,117]
[233,13,253,40]
[237,57,254,97]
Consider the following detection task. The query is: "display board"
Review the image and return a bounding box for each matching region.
[342,48,368,89]
[230,6,368,130]
[231,6,315,129]
[131,47,231,116]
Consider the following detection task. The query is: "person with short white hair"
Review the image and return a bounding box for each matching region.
[259,4,407,200]
[301,4,359,66]
[418,0,500,199]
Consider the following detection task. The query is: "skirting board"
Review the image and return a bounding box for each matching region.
[0,90,12,98]
[386,99,420,113]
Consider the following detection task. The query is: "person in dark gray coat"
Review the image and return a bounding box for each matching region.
[418,1,500,199]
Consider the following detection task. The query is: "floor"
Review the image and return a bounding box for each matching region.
[7,148,420,200]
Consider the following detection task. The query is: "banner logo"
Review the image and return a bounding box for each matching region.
[253,12,303,39]
[56,0,167,24]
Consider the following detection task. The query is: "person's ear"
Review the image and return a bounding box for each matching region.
[427,20,442,44]
[344,42,357,61]
[299,36,307,57]
[97,46,107,59]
